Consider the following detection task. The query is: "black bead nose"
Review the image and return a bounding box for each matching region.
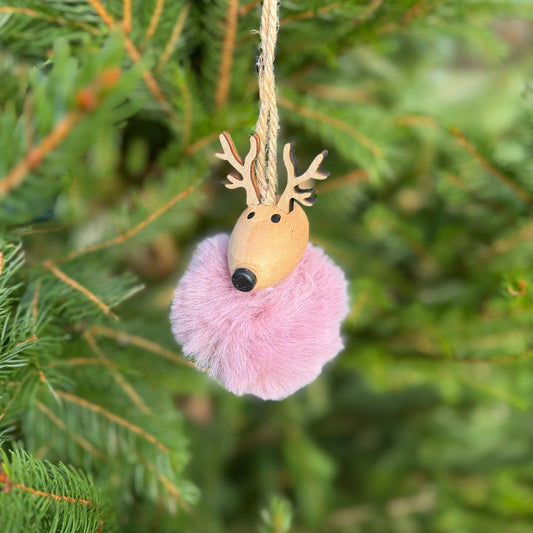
[232,268,257,292]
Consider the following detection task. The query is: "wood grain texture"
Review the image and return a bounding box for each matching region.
[228,203,309,290]
[218,131,331,290]
[216,131,261,206]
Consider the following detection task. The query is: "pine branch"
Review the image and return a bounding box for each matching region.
[280,2,343,26]
[0,449,110,532]
[0,66,121,196]
[215,0,239,110]
[83,330,152,415]
[0,380,22,423]
[143,0,165,45]
[61,186,194,262]
[43,261,119,320]
[239,0,260,16]
[2,2,533,530]
[123,0,132,33]
[260,496,293,533]
[36,402,105,459]
[317,169,368,194]
[278,94,382,158]
[139,456,191,513]
[157,2,191,72]
[0,112,80,196]
[123,36,172,110]
[84,0,173,113]
[0,6,100,34]
[451,126,533,205]
[55,390,170,453]
[377,0,438,35]
[85,0,115,28]
[90,325,196,368]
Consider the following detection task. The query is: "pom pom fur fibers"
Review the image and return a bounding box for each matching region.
[170,234,349,400]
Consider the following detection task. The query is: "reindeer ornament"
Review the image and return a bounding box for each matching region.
[170,0,348,400]
[170,132,349,401]
[217,131,329,291]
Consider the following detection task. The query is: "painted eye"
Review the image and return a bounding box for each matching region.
[271,214,281,223]
[247,212,255,219]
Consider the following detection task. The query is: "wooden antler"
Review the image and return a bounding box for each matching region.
[277,143,329,213]
[216,131,261,206]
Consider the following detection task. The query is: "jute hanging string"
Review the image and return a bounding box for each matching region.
[170,0,348,401]
[255,0,280,205]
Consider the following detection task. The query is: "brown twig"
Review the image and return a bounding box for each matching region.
[485,220,533,257]
[90,325,197,368]
[86,0,115,28]
[280,0,382,28]
[507,280,527,297]
[123,0,132,33]
[0,475,94,506]
[280,2,342,26]
[0,469,97,507]
[55,389,169,453]
[317,169,368,193]
[31,282,41,326]
[14,334,38,349]
[139,456,191,512]
[20,225,68,235]
[36,401,105,458]
[184,131,222,156]
[62,186,194,262]
[391,348,533,365]
[0,68,122,196]
[238,0,260,16]
[36,366,47,385]
[0,7,99,34]
[353,0,383,25]
[157,3,191,73]
[48,357,119,369]
[34,441,54,460]
[441,370,526,409]
[124,36,170,110]
[278,95,382,157]
[450,127,533,204]
[377,0,437,35]
[303,84,371,104]
[445,173,507,212]
[21,93,36,148]
[43,261,118,320]
[0,6,40,17]
[403,0,434,24]
[178,79,193,146]
[0,380,22,423]
[84,0,172,113]
[279,0,382,87]
[184,117,251,156]
[395,114,438,129]
[84,331,151,415]
[0,112,81,196]
[215,0,240,110]
[143,0,165,45]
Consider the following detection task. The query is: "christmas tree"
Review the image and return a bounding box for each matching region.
[1,1,533,531]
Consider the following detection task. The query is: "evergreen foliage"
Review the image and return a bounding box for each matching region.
[0,448,112,533]
[0,0,533,531]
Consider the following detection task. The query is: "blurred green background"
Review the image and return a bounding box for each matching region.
[1,1,533,532]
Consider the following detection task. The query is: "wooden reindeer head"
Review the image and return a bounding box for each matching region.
[216,131,329,291]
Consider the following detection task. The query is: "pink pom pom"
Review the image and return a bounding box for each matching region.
[170,234,349,400]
